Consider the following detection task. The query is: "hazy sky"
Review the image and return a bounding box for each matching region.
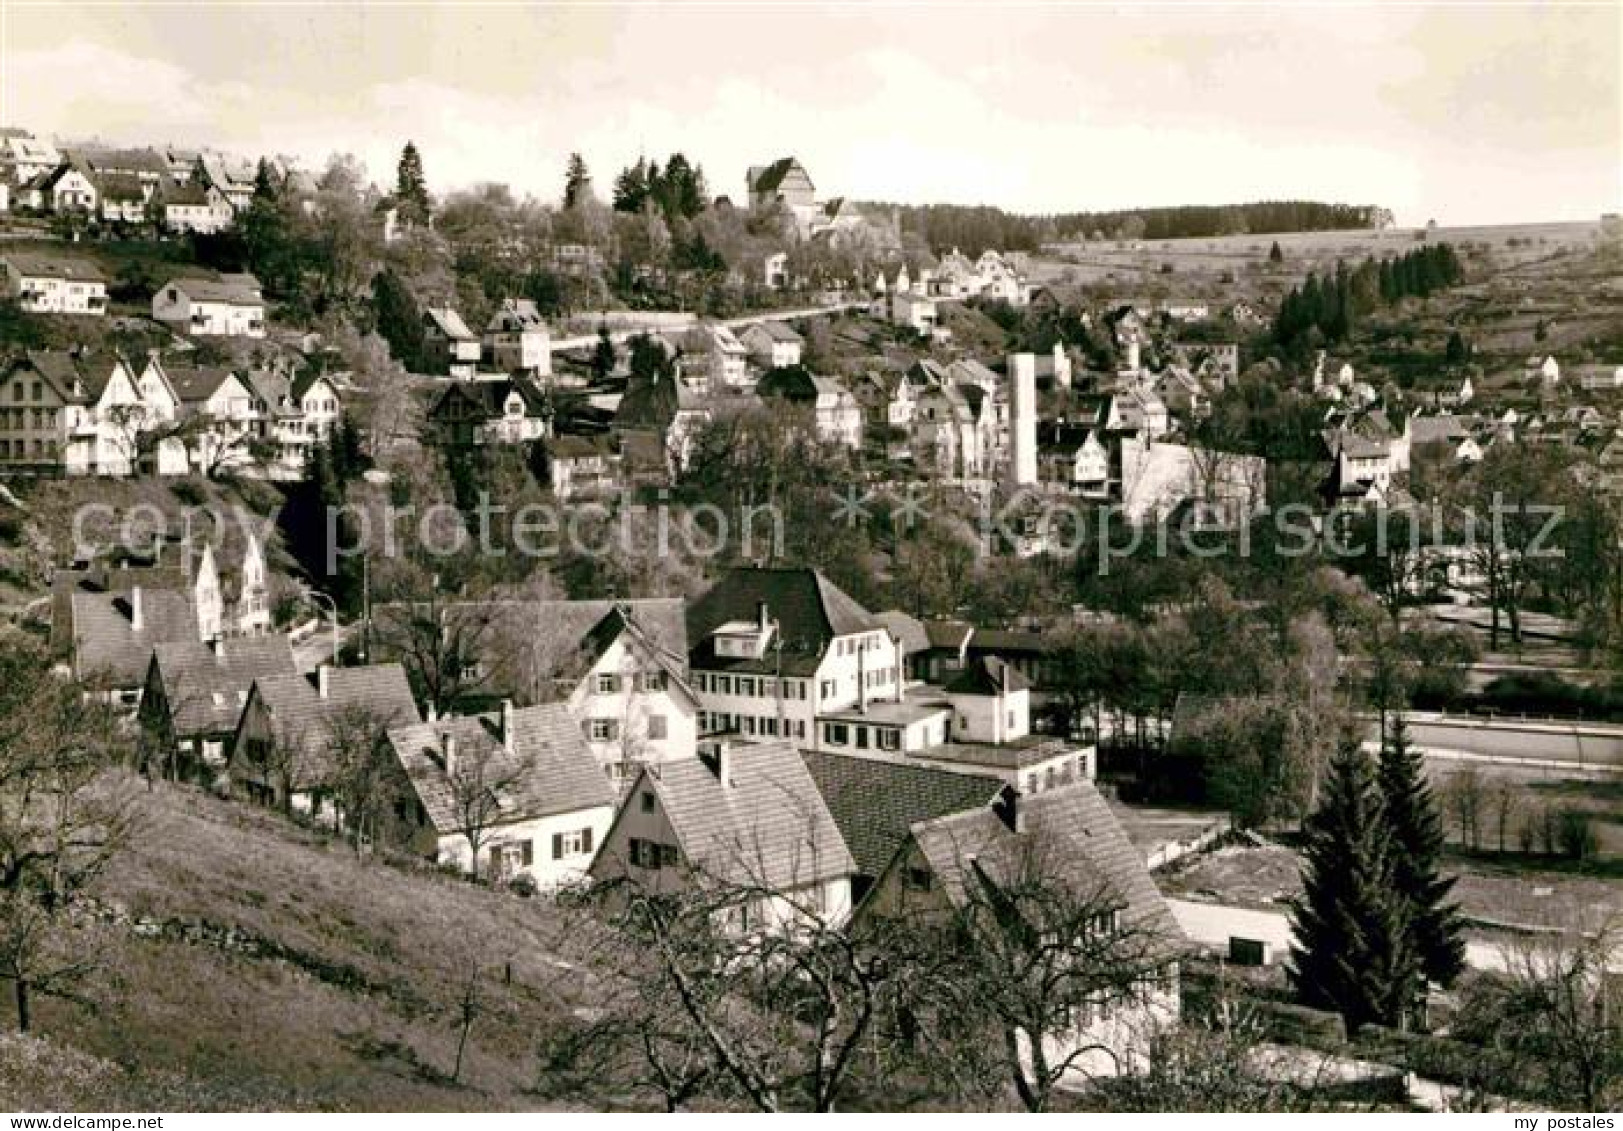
[2,3,1618,225]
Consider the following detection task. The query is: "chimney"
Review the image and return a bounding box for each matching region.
[130,585,143,632]
[993,786,1021,833]
[209,637,224,660]
[317,664,331,699]
[757,600,770,634]
[441,732,458,779]
[703,739,733,789]
[500,698,515,752]
[857,639,868,713]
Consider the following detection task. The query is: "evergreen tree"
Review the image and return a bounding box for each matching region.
[371,268,423,371]
[563,153,592,209]
[1445,330,1471,366]
[396,141,431,225]
[590,325,616,382]
[1269,240,1283,263]
[1378,713,1466,993]
[1288,739,1421,1034]
[612,158,649,213]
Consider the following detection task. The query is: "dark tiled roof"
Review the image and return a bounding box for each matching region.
[151,636,296,737]
[749,157,810,195]
[98,173,146,202]
[161,273,263,305]
[387,703,614,833]
[627,739,854,889]
[247,664,420,789]
[70,588,199,686]
[803,750,1003,879]
[164,365,240,403]
[943,655,1031,696]
[687,567,880,672]
[909,780,1182,948]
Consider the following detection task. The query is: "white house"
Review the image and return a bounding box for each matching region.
[590,738,857,932]
[162,183,234,234]
[0,129,61,182]
[152,274,266,338]
[891,291,939,335]
[166,365,267,474]
[739,321,804,370]
[229,663,420,820]
[859,781,1183,1083]
[0,350,186,476]
[3,254,108,315]
[386,702,616,886]
[483,298,551,376]
[686,567,905,749]
[567,604,701,788]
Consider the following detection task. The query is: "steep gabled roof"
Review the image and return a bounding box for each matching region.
[874,609,929,657]
[247,664,419,789]
[164,365,242,404]
[906,780,1182,946]
[151,636,297,737]
[686,567,880,671]
[423,306,475,341]
[630,740,854,890]
[387,702,614,833]
[749,157,812,195]
[803,750,1004,880]
[70,588,199,686]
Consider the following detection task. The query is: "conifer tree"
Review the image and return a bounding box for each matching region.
[1269,240,1284,264]
[563,154,593,209]
[395,141,430,225]
[1288,739,1421,1034]
[1378,713,1466,992]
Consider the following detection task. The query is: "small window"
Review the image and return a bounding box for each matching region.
[640,791,656,814]
[595,673,619,694]
[647,714,667,740]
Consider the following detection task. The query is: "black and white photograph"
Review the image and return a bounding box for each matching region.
[0,0,1617,1117]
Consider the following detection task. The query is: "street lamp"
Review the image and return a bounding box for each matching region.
[305,589,340,670]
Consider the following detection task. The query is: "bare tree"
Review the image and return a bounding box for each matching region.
[927,833,1173,1111]
[0,634,135,1031]
[441,739,531,881]
[1457,915,1622,1109]
[373,597,496,717]
[325,703,403,857]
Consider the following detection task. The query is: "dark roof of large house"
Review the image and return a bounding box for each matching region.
[921,618,974,652]
[803,750,1004,880]
[69,587,199,686]
[387,702,614,833]
[616,739,854,890]
[687,567,881,675]
[748,157,811,195]
[97,173,146,203]
[943,655,1031,696]
[163,183,214,207]
[429,376,550,420]
[150,636,297,737]
[905,780,1182,949]
[243,664,419,789]
[83,147,169,178]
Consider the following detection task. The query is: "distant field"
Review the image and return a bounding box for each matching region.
[1031,220,1605,297]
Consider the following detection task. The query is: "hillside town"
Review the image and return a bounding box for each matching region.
[0,5,1620,1118]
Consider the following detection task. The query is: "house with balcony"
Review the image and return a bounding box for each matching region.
[0,350,186,476]
[152,274,266,338]
[2,254,107,315]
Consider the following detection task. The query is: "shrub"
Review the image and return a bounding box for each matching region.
[1555,808,1598,861]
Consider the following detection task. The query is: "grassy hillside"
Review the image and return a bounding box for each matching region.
[7,779,603,1110]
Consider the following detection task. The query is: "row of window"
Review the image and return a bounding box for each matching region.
[628,836,679,870]
[823,721,902,752]
[692,670,808,700]
[496,825,595,870]
[0,438,58,459]
[593,670,668,694]
[585,714,669,742]
[1024,757,1090,795]
[698,711,807,740]
[0,406,60,429]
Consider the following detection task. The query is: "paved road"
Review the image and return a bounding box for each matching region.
[1403,716,1623,769]
[549,301,864,352]
[1166,898,1511,973]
